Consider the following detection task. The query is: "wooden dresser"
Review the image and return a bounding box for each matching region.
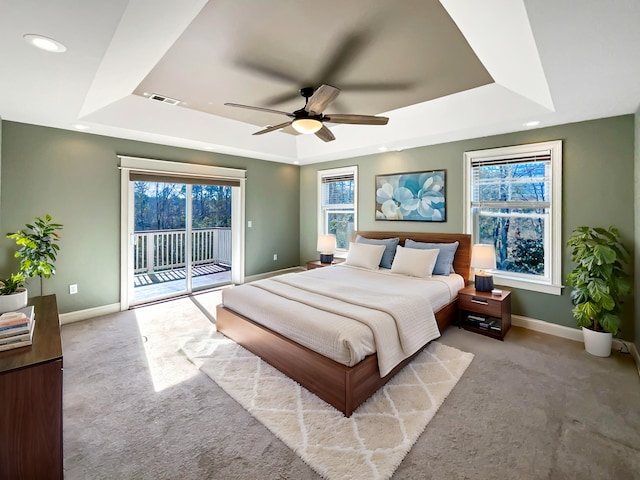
[0,295,63,479]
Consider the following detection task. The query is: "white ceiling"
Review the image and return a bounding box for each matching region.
[1,0,639,165]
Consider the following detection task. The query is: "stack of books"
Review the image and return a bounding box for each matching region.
[465,314,486,326]
[0,306,35,352]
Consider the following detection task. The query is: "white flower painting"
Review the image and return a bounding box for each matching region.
[375,170,446,221]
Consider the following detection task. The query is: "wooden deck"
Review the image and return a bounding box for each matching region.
[133,263,231,302]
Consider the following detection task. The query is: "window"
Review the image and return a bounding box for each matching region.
[318,166,358,251]
[464,140,562,295]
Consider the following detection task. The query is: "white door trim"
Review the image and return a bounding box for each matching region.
[118,156,246,310]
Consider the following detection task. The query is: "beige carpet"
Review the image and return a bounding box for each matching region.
[181,331,473,480]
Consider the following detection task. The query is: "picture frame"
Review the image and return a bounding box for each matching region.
[375,170,446,222]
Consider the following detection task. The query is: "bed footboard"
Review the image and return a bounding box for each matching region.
[215,300,457,416]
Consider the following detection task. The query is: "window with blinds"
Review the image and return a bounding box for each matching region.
[318,166,358,250]
[464,141,563,294]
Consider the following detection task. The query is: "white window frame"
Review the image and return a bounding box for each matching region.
[463,140,563,295]
[317,166,358,255]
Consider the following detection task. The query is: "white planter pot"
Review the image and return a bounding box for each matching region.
[582,326,612,357]
[0,288,29,314]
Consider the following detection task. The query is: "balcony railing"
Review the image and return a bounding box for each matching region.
[134,227,231,274]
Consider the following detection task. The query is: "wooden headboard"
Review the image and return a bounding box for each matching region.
[352,231,472,285]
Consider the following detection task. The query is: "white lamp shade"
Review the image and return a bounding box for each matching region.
[292,118,323,134]
[471,244,497,270]
[317,234,337,253]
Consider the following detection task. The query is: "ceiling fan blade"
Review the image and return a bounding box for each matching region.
[323,114,389,125]
[224,103,293,117]
[316,30,371,85]
[340,81,414,92]
[253,121,292,135]
[314,125,336,142]
[235,59,300,85]
[260,91,301,107]
[305,85,341,114]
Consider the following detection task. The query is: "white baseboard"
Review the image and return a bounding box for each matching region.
[512,314,640,378]
[244,266,305,283]
[511,314,583,342]
[59,303,121,325]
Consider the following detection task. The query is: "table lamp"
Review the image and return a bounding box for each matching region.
[317,234,337,264]
[471,244,496,292]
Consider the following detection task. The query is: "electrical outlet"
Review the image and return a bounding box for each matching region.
[69,284,78,295]
[273,254,278,261]
[247,220,252,228]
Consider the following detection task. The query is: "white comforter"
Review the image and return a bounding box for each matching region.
[221,265,463,376]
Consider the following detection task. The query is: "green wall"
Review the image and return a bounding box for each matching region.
[0,121,300,314]
[635,106,640,352]
[300,115,636,340]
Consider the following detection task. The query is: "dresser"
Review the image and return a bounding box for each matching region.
[0,295,63,479]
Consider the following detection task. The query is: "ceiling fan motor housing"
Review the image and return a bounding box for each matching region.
[293,108,323,121]
[299,86,315,99]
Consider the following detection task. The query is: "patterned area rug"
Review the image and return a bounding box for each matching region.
[181,332,473,480]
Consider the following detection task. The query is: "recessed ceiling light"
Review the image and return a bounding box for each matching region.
[23,34,66,53]
[524,120,540,127]
[378,146,388,152]
[293,161,300,165]
[73,124,89,130]
[204,146,215,151]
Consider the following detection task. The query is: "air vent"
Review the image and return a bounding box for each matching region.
[148,93,180,106]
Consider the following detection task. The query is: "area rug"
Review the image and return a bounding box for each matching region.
[181,332,473,480]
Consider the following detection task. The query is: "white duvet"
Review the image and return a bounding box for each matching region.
[221,264,464,376]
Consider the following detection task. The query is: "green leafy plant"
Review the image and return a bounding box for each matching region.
[0,273,26,295]
[6,214,63,295]
[566,226,631,335]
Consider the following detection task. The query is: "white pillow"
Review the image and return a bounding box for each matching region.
[345,242,386,270]
[390,245,440,277]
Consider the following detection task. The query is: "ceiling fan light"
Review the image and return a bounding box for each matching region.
[292,118,322,134]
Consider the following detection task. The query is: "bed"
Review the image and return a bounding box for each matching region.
[216,231,471,416]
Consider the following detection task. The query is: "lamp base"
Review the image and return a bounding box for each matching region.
[319,253,334,264]
[474,274,494,292]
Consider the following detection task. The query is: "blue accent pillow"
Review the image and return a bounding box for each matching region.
[404,239,459,276]
[355,235,400,269]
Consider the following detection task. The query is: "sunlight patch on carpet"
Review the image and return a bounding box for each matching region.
[181,333,473,480]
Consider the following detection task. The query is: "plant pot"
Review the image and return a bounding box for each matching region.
[0,288,28,314]
[582,326,612,357]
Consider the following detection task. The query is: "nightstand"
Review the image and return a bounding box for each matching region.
[306,259,345,270]
[458,286,511,340]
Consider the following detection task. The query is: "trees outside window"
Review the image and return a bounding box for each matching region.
[134,182,231,231]
[464,141,563,294]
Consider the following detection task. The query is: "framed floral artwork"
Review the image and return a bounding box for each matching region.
[375,170,446,221]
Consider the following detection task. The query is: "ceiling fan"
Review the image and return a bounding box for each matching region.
[224,84,389,142]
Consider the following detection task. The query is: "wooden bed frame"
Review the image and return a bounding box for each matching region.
[216,231,471,416]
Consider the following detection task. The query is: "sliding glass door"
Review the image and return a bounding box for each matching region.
[119,155,245,311]
[130,180,233,305]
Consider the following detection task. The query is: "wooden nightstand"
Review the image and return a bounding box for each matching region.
[458,286,511,340]
[306,259,345,270]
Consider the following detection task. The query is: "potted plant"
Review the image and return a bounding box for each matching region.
[0,273,28,313]
[6,214,63,296]
[566,226,631,357]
